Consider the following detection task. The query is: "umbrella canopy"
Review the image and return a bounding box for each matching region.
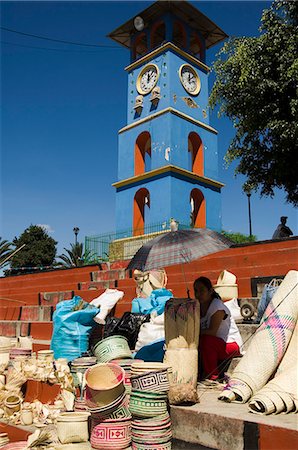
[127,228,233,272]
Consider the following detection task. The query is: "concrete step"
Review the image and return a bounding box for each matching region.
[0,320,53,340]
[91,268,127,282]
[171,389,298,450]
[78,280,113,290]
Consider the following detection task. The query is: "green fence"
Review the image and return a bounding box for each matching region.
[85,222,190,262]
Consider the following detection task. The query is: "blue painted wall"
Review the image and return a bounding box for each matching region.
[118,112,218,181]
[115,9,223,235]
[127,48,209,126]
[115,173,221,232]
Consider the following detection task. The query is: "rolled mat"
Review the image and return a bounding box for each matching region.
[219,270,298,403]
[248,318,298,415]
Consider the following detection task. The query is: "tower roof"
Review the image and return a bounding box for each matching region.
[108,0,228,50]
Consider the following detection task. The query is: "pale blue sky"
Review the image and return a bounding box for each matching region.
[1,1,297,258]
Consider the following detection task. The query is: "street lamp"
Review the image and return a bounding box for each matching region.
[73,227,80,245]
[246,193,252,238]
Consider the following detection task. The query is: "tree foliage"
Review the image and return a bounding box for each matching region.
[222,231,257,244]
[209,0,298,205]
[58,242,97,268]
[0,237,13,268]
[7,225,57,275]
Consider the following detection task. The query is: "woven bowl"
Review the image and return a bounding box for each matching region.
[216,270,237,285]
[132,442,171,450]
[85,363,125,408]
[129,390,168,418]
[93,336,132,363]
[91,416,131,450]
[213,284,238,301]
[57,412,90,444]
[131,369,169,393]
[88,392,130,420]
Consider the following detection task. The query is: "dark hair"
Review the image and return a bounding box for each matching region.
[193,276,221,299]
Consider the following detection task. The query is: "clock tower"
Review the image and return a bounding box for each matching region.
[109,0,227,236]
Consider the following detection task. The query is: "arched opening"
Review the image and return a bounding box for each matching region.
[172,21,186,49]
[134,132,151,176]
[188,132,203,175]
[134,33,148,60]
[151,21,166,49]
[190,188,206,228]
[133,188,150,236]
[189,31,204,61]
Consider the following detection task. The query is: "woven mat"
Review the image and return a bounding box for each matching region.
[219,270,298,404]
[248,318,298,414]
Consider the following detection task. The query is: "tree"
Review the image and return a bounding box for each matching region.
[209,1,298,205]
[7,225,57,275]
[57,242,97,268]
[222,231,257,244]
[0,237,13,268]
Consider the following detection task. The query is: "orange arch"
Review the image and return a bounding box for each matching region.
[172,21,187,49]
[189,31,203,60]
[134,32,148,60]
[135,132,151,176]
[133,188,150,236]
[151,20,166,49]
[188,132,203,175]
[190,188,206,228]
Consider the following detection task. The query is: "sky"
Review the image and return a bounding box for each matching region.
[1,0,297,260]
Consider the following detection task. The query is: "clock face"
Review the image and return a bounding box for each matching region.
[179,64,201,96]
[137,64,159,95]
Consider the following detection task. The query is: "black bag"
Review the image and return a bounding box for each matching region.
[103,312,150,349]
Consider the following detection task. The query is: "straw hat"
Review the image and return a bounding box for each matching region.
[214,270,238,301]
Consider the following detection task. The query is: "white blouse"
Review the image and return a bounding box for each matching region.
[200,298,243,349]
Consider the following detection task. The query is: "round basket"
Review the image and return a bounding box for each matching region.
[57,412,90,444]
[85,363,125,409]
[132,442,171,450]
[213,284,238,301]
[131,369,169,393]
[129,390,168,418]
[91,416,132,450]
[93,336,132,363]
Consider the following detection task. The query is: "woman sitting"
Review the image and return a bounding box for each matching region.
[193,276,243,384]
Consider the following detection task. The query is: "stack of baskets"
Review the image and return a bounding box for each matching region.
[110,359,143,396]
[71,356,97,411]
[129,362,172,450]
[87,335,136,449]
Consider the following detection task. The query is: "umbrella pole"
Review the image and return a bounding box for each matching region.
[181,263,190,299]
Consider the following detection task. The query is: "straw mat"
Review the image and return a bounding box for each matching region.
[248,318,298,415]
[219,270,298,404]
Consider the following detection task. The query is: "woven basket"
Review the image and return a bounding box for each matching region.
[219,270,298,403]
[91,416,131,450]
[131,369,169,393]
[85,363,125,408]
[93,336,131,363]
[248,319,298,415]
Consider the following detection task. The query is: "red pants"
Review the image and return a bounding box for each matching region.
[199,335,241,380]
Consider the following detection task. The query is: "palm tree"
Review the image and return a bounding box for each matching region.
[0,237,13,268]
[57,242,97,268]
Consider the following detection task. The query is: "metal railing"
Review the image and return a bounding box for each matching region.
[85,221,191,261]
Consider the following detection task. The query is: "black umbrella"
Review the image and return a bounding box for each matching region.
[127,228,233,272]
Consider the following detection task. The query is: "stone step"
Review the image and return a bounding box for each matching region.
[171,390,298,450]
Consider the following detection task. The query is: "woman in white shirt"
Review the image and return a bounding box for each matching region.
[194,276,243,383]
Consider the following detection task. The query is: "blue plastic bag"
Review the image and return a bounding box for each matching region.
[131,288,173,316]
[256,280,280,323]
[51,296,99,361]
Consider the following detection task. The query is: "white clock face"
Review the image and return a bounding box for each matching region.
[179,64,201,96]
[137,64,159,95]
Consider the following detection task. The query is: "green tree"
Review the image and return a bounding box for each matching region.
[222,231,257,244]
[58,242,97,268]
[0,237,13,268]
[7,225,57,275]
[209,0,298,205]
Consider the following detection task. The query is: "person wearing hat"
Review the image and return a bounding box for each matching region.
[272,216,293,239]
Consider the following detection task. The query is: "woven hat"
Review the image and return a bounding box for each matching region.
[214,270,238,301]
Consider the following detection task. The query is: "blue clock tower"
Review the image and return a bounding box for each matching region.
[109,1,227,237]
